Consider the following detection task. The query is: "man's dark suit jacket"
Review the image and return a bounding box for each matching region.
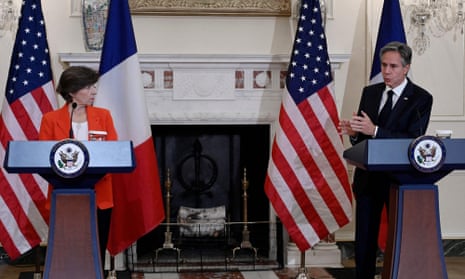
[350,78,433,195]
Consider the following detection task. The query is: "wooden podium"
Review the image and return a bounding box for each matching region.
[343,138,465,279]
[4,140,135,279]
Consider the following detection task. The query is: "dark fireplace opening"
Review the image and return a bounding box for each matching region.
[133,124,283,271]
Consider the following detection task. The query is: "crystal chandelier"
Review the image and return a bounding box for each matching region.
[402,0,465,55]
[0,0,18,37]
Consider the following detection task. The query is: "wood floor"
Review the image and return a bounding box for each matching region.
[1,257,464,279]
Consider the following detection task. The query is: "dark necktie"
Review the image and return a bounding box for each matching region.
[378,90,394,125]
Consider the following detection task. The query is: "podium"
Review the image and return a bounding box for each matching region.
[4,140,135,279]
[343,138,465,279]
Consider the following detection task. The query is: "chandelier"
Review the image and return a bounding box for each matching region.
[402,0,465,55]
[0,0,18,37]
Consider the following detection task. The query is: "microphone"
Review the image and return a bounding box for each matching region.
[69,102,77,139]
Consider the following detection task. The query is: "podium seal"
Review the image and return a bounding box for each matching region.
[50,139,89,178]
[408,135,446,173]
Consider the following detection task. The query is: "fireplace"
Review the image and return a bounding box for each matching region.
[131,124,282,271]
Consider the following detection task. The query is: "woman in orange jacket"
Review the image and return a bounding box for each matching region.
[39,66,117,269]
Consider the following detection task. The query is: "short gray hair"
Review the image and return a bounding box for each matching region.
[380,41,412,67]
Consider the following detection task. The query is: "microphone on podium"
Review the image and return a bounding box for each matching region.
[69,102,77,139]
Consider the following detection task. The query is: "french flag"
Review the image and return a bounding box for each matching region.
[96,0,165,255]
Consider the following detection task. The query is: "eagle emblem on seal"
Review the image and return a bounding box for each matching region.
[58,147,79,168]
[417,143,437,164]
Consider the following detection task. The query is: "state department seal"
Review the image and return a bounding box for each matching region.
[408,135,446,173]
[50,139,89,178]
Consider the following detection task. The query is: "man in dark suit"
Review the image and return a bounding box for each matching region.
[339,41,433,279]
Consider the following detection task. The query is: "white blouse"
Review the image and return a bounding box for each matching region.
[72,121,88,141]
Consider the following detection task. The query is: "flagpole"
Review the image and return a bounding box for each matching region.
[294,251,314,279]
[106,256,116,279]
[33,246,42,279]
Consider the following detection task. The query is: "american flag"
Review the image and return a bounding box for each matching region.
[264,0,352,251]
[0,0,57,259]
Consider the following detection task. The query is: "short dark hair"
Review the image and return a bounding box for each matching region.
[380,41,412,67]
[56,66,99,103]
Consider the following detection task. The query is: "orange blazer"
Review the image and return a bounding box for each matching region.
[39,104,118,209]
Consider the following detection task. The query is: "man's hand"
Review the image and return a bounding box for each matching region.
[339,112,357,137]
[349,111,376,136]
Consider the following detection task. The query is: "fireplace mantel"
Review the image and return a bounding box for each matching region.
[58,53,350,125]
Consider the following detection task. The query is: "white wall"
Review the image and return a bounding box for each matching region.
[1,0,465,240]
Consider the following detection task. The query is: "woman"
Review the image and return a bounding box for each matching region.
[39,65,117,270]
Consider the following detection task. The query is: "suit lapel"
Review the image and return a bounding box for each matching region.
[55,105,71,138]
[392,81,413,114]
[87,106,104,132]
[370,84,385,123]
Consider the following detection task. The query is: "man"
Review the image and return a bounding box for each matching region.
[339,41,433,279]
